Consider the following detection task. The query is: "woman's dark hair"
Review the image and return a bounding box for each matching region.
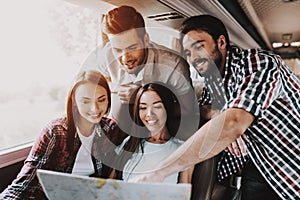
[66,70,111,152]
[113,83,181,179]
[179,15,230,54]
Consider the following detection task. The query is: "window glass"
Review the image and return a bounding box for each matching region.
[0,0,100,150]
[146,24,181,51]
[0,0,180,151]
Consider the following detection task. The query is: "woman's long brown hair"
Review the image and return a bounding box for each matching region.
[65,70,111,152]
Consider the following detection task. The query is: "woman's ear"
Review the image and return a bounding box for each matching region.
[217,35,227,50]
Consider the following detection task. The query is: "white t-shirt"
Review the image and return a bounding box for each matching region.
[72,128,96,176]
[117,137,184,183]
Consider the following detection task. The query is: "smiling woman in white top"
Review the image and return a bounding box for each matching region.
[111,83,194,184]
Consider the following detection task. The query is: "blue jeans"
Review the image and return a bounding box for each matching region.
[241,161,281,200]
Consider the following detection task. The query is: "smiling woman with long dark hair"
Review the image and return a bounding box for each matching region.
[111,82,194,184]
[1,70,127,199]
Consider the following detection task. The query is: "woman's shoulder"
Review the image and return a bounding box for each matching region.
[170,137,185,145]
[100,117,120,135]
[31,116,68,152]
[44,116,68,137]
[166,137,185,149]
[100,117,118,130]
[48,116,67,128]
[100,117,128,146]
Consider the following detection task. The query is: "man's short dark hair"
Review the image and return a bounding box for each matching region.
[179,15,230,51]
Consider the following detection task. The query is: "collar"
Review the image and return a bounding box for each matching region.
[94,123,103,138]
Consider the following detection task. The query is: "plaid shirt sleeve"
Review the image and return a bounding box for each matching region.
[218,48,300,199]
[1,121,59,200]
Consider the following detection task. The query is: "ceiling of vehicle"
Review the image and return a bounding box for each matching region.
[67,0,300,59]
[224,0,300,59]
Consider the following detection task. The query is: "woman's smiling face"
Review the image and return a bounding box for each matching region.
[74,82,108,125]
[138,90,167,136]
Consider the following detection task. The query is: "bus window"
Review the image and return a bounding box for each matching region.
[0,0,102,152]
[0,0,178,154]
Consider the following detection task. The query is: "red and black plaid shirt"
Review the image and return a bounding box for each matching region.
[1,116,127,200]
[199,47,300,200]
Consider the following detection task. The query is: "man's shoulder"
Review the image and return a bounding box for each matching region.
[231,46,278,59]
[229,47,285,76]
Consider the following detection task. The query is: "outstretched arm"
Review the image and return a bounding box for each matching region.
[129,107,254,183]
[178,165,195,183]
[200,105,249,157]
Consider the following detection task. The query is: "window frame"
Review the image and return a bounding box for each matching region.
[0,142,32,168]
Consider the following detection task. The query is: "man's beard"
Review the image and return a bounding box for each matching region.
[193,46,223,77]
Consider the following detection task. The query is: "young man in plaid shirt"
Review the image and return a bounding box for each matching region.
[130,15,300,200]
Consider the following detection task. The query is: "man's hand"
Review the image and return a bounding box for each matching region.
[225,134,249,157]
[118,83,140,104]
